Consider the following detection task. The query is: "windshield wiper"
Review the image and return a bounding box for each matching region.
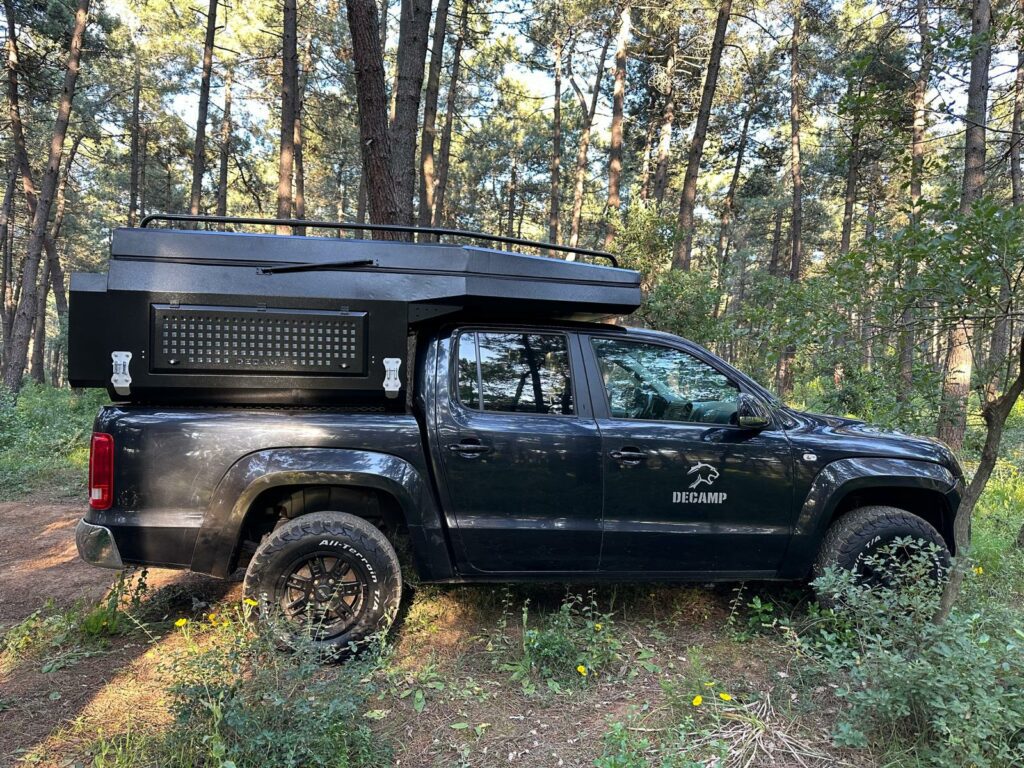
[258,258,376,275]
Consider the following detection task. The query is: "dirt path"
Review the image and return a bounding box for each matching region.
[0,501,234,765]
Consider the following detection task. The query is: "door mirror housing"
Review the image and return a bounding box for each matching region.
[736,394,771,430]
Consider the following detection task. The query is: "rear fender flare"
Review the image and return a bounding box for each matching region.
[190,448,452,580]
[779,457,959,579]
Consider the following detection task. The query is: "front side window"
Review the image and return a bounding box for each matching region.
[591,338,739,425]
[456,331,574,415]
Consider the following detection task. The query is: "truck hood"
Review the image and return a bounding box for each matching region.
[785,409,962,477]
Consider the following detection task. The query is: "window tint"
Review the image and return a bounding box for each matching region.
[591,338,739,425]
[456,332,573,415]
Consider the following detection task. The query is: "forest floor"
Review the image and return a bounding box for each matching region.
[0,499,874,768]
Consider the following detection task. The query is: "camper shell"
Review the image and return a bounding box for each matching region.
[68,216,641,405]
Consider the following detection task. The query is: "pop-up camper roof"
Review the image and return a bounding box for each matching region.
[69,215,641,405]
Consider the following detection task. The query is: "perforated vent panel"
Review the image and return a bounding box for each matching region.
[151,305,367,375]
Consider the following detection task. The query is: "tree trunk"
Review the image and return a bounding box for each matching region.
[938,0,991,452]
[673,0,732,270]
[29,260,48,384]
[139,127,148,219]
[604,3,630,248]
[433,0,468,228]
[936,333,1024,621]
[1013,15,1024,207]
[714,104,751,281]
[652,32,677,206]
[2,0,89,394]
[276,0,298,233]
[216,68,233,218]
[787,2,803,283]
[767,205,783,276]
[838,120,860,257]
[548,34,563,247]
[506,159,517,241]
[0,168,14,359]
[567,29,613,252]
[417,0,450,228]
[390,0,432,226]
[129,51,141,226]
[293,32,312,235]
[346,0,401,232]
[189,0,217,217]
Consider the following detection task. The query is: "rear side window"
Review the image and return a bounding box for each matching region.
[456,331,574,415]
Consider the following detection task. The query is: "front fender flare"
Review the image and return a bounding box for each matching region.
[779,457,959,579]
[189,448,453,580]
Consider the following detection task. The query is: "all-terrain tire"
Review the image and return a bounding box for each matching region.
[243,511,402,651]
[812,505,950,596]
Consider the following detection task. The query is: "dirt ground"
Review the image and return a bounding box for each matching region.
[0,501,237,766]
[0,500,857,768]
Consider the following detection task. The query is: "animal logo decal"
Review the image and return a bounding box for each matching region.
[687,461,720,490]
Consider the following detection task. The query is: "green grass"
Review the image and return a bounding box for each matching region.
[0,383,107,500]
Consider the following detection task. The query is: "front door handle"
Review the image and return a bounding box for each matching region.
[447,440,491,457]
[610,447,647,464]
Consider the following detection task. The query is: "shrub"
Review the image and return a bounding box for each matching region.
[798,543,1024,767]
[159,607,390,768]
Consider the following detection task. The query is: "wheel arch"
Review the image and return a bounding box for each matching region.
[779,457,960,579]
[190,448,454,581]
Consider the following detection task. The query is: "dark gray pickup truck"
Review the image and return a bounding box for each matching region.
[72,217,962,649]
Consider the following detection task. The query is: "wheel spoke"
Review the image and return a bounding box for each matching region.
[336,582,362,597]
[284,594,308,615]
[308,557,327,579]
[329,560,352,579]
[286,574,312,592]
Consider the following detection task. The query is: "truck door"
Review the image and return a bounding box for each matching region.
[582,334,794,575]
[434,329,603,572]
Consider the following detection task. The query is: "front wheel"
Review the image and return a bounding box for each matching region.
[812,505,951,596]
[243,511,402,652]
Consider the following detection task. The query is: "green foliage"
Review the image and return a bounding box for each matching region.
[96,608,391,768]
[490,589,622,693]
[2,570,149,677]
[0,383,106,499]
[798,544,1024,767]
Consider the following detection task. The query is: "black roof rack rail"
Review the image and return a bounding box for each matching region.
[139,213,619,268]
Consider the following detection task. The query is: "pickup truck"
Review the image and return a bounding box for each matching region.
[77,321,963,649]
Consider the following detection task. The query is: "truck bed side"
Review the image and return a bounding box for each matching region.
[87,406,453,579]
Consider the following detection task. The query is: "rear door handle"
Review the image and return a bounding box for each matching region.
[610,447,647,464]
[447,441,491,456]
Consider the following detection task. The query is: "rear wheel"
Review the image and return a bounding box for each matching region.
[243,511,402,652]
[813,505,950,596]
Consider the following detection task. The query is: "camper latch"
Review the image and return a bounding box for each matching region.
[382,358,402,398]
[111,351,133,396]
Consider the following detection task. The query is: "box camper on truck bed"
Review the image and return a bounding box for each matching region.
[68,215,637,405]
[72,215,964,653]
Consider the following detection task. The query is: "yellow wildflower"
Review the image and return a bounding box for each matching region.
[243,598,259,607]
[594,623,603,631]
[174,618,188,628]
[576,665,588,676]
[703,681,715,688]
[973,566,984,575]
[719,693,732,701]
[207,613,217,622]
[691,695,703,707]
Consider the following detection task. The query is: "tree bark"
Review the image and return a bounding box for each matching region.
[787,1,803,282]
[838,119,860,257]
[346,0,401,232]
[652,32,677,206]
[714,104,751,278]
[767,205,783,276]
[129,51,141,226]
[390,0,432,226]
[937,0,991,452]
[2,0,89,394]
[216,68,233,218]
[1013,14,1024,207]
[189,0,217,217]
[548,33,563,247]
[29,260,49,384]
[433,0,468,227]
[417,0,450,228]
[293,31,312,235]
[673,0,732,270]
[567,29,613,252]
[139,127,148,219]
[276,0,298,233]
[936,332,1024,621]
[604,3,630,248]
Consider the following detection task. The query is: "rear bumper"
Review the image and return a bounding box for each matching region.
[75,518,124,570]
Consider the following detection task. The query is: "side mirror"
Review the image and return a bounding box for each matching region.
[737,394,771,430]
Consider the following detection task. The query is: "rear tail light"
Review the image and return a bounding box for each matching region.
[89,433,114,510]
